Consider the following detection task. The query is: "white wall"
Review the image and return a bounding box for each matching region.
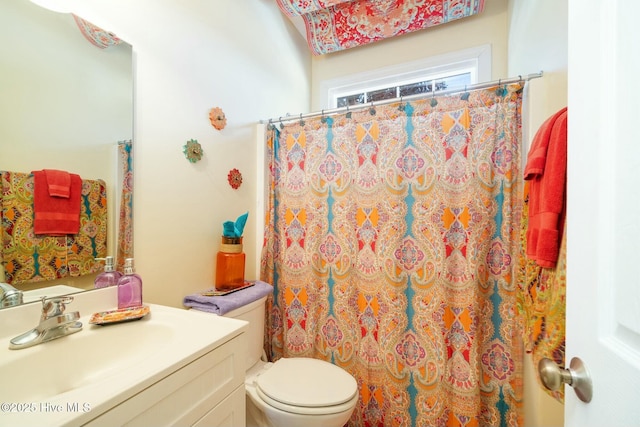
[64,0,311,307]
[508,0,568,426]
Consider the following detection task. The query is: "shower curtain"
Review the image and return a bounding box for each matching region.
[261,83,525,427]
[116,140,134,272]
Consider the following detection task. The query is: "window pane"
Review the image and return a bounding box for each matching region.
[434,79,448,92]
[367,87,396,102]
[436,73,472,92]
[336,73,473,107]
[337,93,365,107]
[399,81,433,97]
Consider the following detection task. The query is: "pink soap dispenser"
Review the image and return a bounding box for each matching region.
[117,258,143,309]
[94,256,122,288]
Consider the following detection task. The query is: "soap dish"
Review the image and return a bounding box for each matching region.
[89,305,150,325]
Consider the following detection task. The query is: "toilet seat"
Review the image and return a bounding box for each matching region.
[253,357,358,416]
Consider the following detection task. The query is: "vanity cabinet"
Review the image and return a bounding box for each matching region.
[84,333,246,427]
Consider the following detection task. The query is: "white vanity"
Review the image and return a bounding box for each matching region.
[0,287,248,426]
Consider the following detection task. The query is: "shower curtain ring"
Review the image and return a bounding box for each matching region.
[430,87,438,107]
[460,84,470,101]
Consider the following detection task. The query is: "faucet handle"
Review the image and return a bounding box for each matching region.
[40,296,74,320]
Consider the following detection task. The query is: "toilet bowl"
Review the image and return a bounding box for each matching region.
[213,295,359,427]
[245,357,358,427]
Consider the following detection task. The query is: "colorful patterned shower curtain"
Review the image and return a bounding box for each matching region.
[261,83,525,427]
[116,140,134,272]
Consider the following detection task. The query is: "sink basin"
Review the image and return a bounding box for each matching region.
[0,292,247,427]
[0,316,173,402]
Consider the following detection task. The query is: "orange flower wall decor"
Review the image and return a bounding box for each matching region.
[209,107,227,130]
[227,168,242,189]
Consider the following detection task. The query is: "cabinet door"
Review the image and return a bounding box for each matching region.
[194,386,245,427]
[84,335,245,427]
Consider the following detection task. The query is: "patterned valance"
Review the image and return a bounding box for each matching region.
[276,0,485,55]
[72,14,122,49]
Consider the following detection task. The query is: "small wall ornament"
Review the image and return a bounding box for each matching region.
[227,168,243,189]
[209,107,227,130]
[183,139,203,163]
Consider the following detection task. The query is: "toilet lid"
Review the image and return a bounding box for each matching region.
[255,357,357,408]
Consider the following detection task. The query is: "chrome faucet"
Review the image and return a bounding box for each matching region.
[0,282,23,308]
[9,296,82,350]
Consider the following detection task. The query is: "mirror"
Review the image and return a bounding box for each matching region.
[0,0,133,306]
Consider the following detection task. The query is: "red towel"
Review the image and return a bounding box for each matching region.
[32,170,82,235]
[44,169,71,198]
[524,107,568,268]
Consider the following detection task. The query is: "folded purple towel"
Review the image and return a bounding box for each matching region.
[183,280,273,315]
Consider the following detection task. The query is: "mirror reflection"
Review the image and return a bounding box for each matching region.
[0,0,133,308]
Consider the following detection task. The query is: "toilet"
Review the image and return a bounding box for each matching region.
[220,295,358,427]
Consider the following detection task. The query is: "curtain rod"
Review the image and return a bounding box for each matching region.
[261,71,543,125]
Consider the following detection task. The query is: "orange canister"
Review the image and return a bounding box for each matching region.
[215,236,245,290]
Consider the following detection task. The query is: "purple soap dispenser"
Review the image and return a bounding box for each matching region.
[117,258,143,309]
[94,256,122,289]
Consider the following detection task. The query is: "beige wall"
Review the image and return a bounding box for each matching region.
[508,0,568,142]
[65,0,311,307]
[310,0,509,110]
[508,0,568,426]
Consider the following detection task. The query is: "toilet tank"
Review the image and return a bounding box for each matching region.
[223,295,268,371]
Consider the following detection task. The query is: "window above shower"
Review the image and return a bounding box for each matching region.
[335,72,473,107]
[321,44,492,109]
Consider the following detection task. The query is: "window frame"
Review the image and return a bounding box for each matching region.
[320,44,492,109]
